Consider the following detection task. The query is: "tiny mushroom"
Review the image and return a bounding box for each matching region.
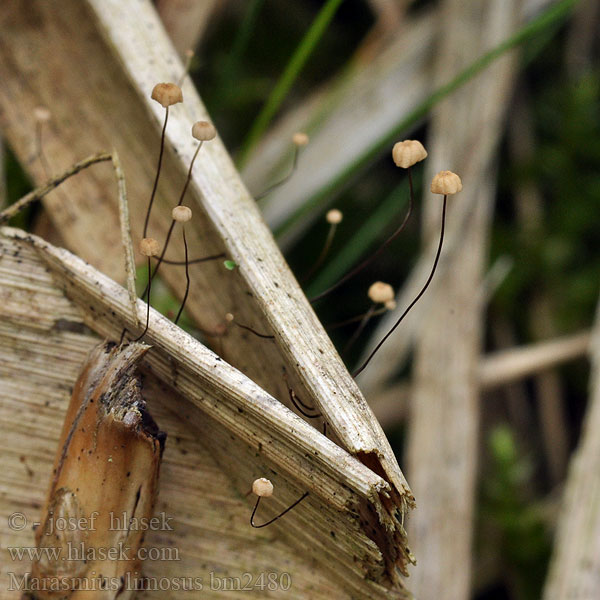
[172,206,192,222]
[384,299,397,311]
[139,237,160,257]
[252,478,274,498]
[326,209,343,225]
[431,170,462,195]
[392,140,427,168]
[192,120,217,141]
[368,281,395,305]
[33,106,51,123]
[151,83,183,108]
[292,132,309,147]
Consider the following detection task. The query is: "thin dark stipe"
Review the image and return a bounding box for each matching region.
[174,227,190,325]
[143,107,169,238]
[134,256,153,342]
[353,194,448,378]
[250,492,309,528]
[142,141,203,297]
[326,306,388,330]
[154,252,225,265]
[301,219,338,283]
[283,372,321,416]
[233,322,275,339]
[343,305,375,355]
[310,167,415,303]
[255,145,301,201]
[287,387,321,419]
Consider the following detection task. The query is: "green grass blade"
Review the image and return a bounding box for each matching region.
[238,0,345,167]
[306,183,408,296]
[274,0,580,238]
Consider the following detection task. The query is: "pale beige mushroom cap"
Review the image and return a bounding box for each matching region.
[292,132,309,147]
[192,120,217,141]
[139,237,160,257]
[431,170,462,195]
[252,478,274,497]
[326,209,343,225]
[392,140,427,168]
[151,83,183,108]
[368,281,395,304]
[33,106,51,123]
[172,206,192,222]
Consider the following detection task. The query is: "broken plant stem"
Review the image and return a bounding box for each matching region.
[0,152,112,224]
[113,149,138,328]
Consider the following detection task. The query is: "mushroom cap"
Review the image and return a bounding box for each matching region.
[33,106,51,123]
[252,478,274,498]
[392,140,427,168]
[192,120,217,141]
[368,281,395,304]
[151,83,183,108]
[326,209,343,225]
[139,237,160,257]
[172,206,192,222]
[431,170,462,195]
[292,132,309,147]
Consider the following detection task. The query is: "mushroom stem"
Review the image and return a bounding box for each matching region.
[343,304,376,355]
[353,194,448,377]
[310,167,415,302]
[134,256,153,342]
[143,106,169,238]
[174,226,190,325]
[143,141,202,297]
[301,220,338,283]
[250,492,309,528]
[255,142,303,201]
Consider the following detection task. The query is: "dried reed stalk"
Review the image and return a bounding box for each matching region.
[0,4,413,574]
[543,294,600,599]
[0,226,413,598]
[404,1,520,599]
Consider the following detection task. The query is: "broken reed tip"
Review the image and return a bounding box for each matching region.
[151,83,183,108]
[384,299,397,311]
[33,106,51,123]
[392,139,427,168]
[292,132,309,147]
[252,478,274,498]
[326,208,343,224]
[192,120,217,141]
[139,237,160,257]
[431,170,462,195]
[368,281,395,304]
[172,205,192,222]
